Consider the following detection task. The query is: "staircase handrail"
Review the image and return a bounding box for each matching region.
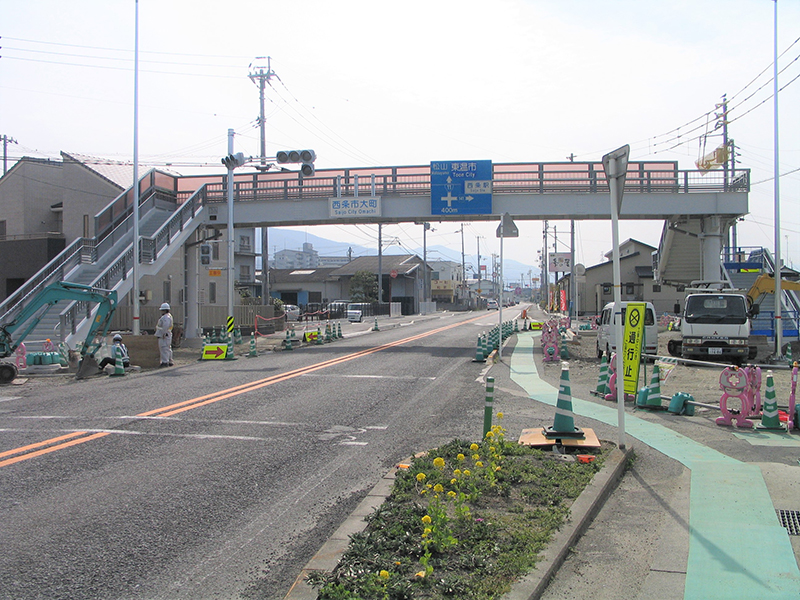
[57,185,208,339]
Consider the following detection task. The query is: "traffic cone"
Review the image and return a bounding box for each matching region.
[248,333,257,357]
[291,324,297,338]
[514,319,519,333]
[595,355,609,396]
[284,330,293,351]
[337,322,343,339]
[645,363,663,407]
[757,370,784,430]
[373,317,380,331]
[316,326,324,345]
[109,347,125,377]
[234,327,243,345]
[325,322,332,343]
[473,335,486,362]
[543,362,585,438]
[786,343,794,365]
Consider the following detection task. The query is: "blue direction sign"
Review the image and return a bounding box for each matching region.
[431,160,492,215]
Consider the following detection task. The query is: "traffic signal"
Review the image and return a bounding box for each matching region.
[276,149,316,177]
[200,244,211,265]
[221,152,246,170]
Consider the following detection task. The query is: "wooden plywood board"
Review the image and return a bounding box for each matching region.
[518,427,602,448]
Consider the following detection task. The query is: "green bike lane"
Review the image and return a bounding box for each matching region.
[509,332,800,600]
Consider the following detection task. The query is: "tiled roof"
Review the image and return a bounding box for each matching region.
[331,254,428,276]
[268,267,339,284]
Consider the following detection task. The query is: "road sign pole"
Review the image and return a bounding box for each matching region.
[603,145,630,451]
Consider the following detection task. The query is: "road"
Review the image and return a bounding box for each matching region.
[0,308,519,600]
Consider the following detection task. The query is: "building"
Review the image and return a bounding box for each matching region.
[274,242,319,269]
[429,260,465,304]
[555,239,684,316]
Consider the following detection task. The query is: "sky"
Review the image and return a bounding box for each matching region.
[2,0,799,284]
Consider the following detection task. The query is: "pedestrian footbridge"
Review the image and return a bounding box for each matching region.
[0,160,751,345]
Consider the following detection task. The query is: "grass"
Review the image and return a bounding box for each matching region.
[306,421,611,599]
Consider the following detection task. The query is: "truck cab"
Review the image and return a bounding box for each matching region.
[679,292,753,363]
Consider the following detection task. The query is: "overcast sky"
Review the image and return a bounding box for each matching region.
[2,0,799,281]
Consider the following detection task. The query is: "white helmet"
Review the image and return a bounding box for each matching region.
[160,303,170,311]
[113,334,122,342]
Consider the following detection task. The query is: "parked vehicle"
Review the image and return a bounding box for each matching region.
[347,303,371,322]
[486,299,499,310]
[283,304,301,321]
[596,301,658,358]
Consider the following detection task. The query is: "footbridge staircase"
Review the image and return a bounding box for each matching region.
[0,170,206,351]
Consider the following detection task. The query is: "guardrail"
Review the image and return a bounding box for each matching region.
[184,162,751,204]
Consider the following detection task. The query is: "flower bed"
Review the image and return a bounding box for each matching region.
[307,420,611,599]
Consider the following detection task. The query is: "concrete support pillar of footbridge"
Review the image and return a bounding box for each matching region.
[700,215,725,282]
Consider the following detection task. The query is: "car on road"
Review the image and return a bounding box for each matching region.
[486,299,499,310]
[347,303,371,322]
[283,304,301,321]
[596,301,657,358]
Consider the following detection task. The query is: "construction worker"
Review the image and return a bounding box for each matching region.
[98,334,130,372]
[155,303,174,367]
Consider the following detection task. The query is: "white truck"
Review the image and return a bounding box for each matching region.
[668,286,758,364]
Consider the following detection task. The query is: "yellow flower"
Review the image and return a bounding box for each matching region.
[415,571,426,578]
[456,453,465,462]
[424,527,432,535]
[433,457,445,469]
[476,461,484,468]
[463,469,471,477]
[490,446,496,453]
[453,469,461,476]
[448,490,457,498]
[470,443,479,452]
[379,570,390,579]
[421,515,432,525]
[416,472,426,482]
[434,483,444,493]
[472,453,480,461]
[485,430,494,439]
[497,412,504,420]
[450,478,457,485]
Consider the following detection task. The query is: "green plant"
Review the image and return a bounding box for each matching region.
[308,423,609,600]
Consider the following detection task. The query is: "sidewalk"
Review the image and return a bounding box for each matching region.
[510,332,800,599]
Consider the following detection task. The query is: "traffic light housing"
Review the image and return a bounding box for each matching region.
[221,152,246,170]
[200,244,211,265]
[276,149,316,177]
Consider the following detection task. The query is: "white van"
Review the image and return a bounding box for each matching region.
[596,301,658,358]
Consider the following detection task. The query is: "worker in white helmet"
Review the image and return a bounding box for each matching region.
[155,303,174,367]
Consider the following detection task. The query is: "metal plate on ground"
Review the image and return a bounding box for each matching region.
[777,510,800,535]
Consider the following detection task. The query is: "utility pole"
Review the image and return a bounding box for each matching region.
[459,224,466,304]
[2,135,18,175]
[249,57,276,305]
[378,224,383,303]
[542,221,548,309]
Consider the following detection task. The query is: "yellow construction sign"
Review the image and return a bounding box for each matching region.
[202,345,228,360]
[622,302,646,395]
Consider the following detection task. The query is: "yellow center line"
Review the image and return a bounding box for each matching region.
[0,312,493,467]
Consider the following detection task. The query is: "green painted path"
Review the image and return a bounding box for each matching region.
[510,333,800,600]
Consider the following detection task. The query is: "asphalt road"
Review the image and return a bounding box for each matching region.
[0,308,518,600]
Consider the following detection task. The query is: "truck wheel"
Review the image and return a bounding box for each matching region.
[0,362,18,384]
[667,339,681,357]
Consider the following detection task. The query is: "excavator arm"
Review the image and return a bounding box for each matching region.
[747,274,800,306]
[0,282,118,383]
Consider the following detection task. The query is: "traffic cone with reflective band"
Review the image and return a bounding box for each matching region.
[337,322,343,339]
[234,327,243,345]
[325,322,332,342]
[284,330,293,351]
[757,370,784,430]
[473,335,486,362]
[595,355,609,396]
[373,317,380,331]
[248,333,257,357]
[514,319,519,333]
[110,347,125,377]
[645,363,663,407]
[786,343,794,365]
[316,326,324,345]
[543,362,585,438]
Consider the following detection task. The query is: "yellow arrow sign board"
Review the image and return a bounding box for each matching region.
[622,302,646,395]
[202,344,228,360]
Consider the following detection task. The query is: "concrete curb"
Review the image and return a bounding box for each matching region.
[283,446,631,600]
[503,446,632,600]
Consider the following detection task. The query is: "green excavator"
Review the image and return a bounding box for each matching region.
[0,281,118,383]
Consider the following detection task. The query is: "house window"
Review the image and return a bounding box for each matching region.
[240,265,251,281]
[239,235,251,252]
[653,284,662,293]
[212,243,220,261]
[602,284,611,295]
[0,220,5,238]
[625,283,635,295]
[209,282,217,304]
[163,280,171,304]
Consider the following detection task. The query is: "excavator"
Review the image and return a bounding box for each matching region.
[0,281,118,383]
[746,274,800,307]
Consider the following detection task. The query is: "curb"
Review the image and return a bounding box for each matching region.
[503,446,631,600]
[283,446,631,600]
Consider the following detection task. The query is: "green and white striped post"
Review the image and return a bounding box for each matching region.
[483,377,495,438]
